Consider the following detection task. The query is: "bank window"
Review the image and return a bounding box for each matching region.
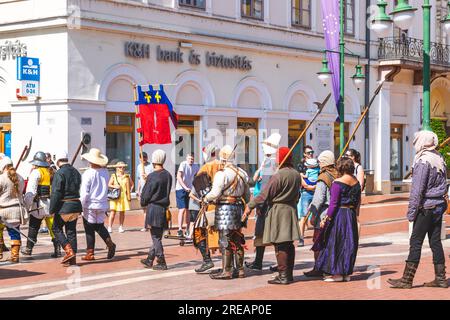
[344,0,355,36]
[179,0,205,10]
[175,116,200,173]
[288,120,306,170]
[237,118,258,179]
[242,0,264,20]
[334,122,349,157]
[292,0,311,29]
[106,113,135,179]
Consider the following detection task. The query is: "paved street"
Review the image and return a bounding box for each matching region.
[0,194,449,300]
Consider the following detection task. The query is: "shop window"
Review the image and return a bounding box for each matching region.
[288,120,306,170]
[175,116,201,173]
[242,0,264,20]
[334,122,350,157]
[237,118,258,178]
[179,0,205,10]
[344,0,355,36]
[292,0,311,29]
[390,124,403,181]
[105,113,135,179]
[0,113,11,158]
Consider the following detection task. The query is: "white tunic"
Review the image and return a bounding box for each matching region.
[24,169,50,219]
[204,164,249,203]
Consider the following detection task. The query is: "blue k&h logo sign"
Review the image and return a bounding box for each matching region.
[17,57,40,81]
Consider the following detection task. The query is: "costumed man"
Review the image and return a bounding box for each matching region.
[245,133,280,270]
[49,151,82,267]
[243,147,301,285]
[388,131,448,289]
[190,144,220,273]
[204,145,250,280]
[22,151,61,258]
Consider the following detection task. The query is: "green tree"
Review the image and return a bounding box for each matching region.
[430,118,450,171]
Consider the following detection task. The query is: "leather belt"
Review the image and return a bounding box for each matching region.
[218,196,242,204]
[340,205,356,209]
[61,198,80,202]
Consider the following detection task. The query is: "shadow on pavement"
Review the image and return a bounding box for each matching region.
[0,269,45,280]
[359,242,393,248]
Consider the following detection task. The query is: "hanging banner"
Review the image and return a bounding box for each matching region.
[135,85,178,145]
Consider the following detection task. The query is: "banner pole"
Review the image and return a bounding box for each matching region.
[134,84,146,184]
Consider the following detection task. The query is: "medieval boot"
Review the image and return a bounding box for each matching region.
[153,256,168,270]
[195,241,214,273]
[63,256,77,267]
[388,262,418,289]
[268,248,292,285]
[21,241,34,256]
[235,247,245,278]
[51,239,62,258]
[82,249,95,261]
[286,243,295,282]
[245,246,265,270]
[105,237,116,259]
[141,252,155,269]
[268,271,291,285]
[423,264,449,288]
[210,250,232,280]
[8,240,21,263]
[61,243,76,264]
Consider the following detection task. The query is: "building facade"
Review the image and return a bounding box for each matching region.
[0,0,448,193]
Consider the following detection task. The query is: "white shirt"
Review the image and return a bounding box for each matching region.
[137,162,153,194]
[175,161,199,191]
[80,168,110,212]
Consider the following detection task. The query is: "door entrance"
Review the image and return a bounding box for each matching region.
[390,124,403,181]
[105,112,135,179]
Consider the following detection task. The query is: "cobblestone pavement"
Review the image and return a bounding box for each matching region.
[0,194,448,300]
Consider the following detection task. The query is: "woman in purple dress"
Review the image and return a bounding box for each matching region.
[312,157,361,282]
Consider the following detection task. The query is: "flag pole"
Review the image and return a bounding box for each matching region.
[133,84,146,183]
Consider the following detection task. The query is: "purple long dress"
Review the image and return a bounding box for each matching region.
[312,181,361,276]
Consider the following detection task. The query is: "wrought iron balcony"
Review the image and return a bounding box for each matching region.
[378,36,450,68]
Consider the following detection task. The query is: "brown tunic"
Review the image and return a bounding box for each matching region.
[248,166,301,244]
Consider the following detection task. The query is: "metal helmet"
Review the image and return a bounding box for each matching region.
[29,151,49,167]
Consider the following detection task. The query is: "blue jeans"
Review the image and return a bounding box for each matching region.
[297,191,313,219]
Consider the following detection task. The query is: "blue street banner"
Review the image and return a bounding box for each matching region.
[17,57,40,81]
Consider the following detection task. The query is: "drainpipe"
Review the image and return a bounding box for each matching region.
[364,0,371,170]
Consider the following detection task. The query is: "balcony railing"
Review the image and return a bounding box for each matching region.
[378,36,450,68]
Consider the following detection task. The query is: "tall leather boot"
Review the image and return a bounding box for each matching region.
[153,256,168,270]
[268,247,292,285]
[195,240,214,273]
[423,264,449,288]
[234,247,245,278]
[286,243,295,282]
[105,237,116,259]
[82,249,95,261]
[51,238,62,258]
[210,249,232,280]
[61,243,76,264]
[245,246,265,270]
[8,240,21,263]
[388,262,418,289]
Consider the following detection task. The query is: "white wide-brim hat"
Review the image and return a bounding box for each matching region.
[262,133,281,155]
[81,148,108,167]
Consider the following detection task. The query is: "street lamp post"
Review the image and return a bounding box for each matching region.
[339,0,345,154]
[316,0,365,154]
[372,0,450,131]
